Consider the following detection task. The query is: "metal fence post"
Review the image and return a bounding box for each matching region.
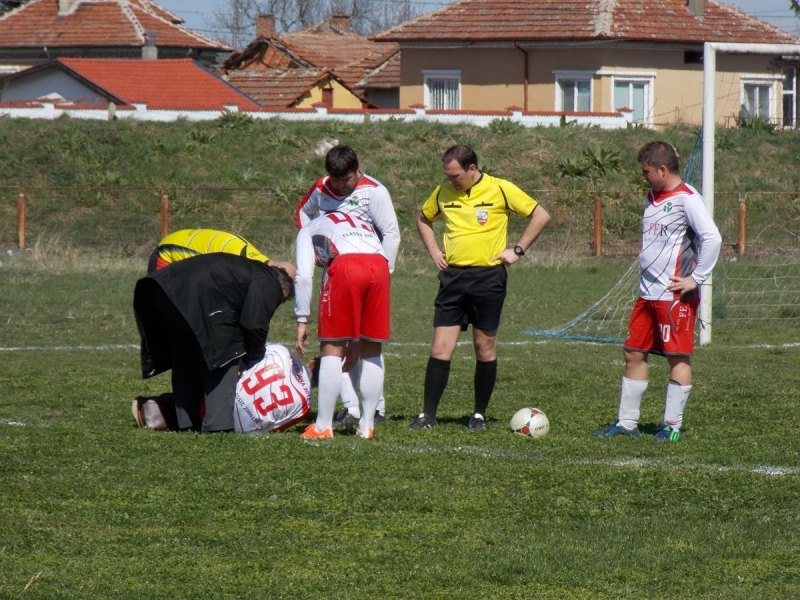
[593,198,603,256]
[160,192,169,239]
[17,192,26,250]
[737,195,747,256]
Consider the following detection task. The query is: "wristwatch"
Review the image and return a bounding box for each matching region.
[513,245,525,257]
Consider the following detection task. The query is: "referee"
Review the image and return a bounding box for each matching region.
[410,144,551,431]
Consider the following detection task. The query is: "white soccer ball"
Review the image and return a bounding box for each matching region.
[510,407,549,439]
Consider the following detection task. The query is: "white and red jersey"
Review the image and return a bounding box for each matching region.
[294,211,387,323]
[639,182,722,301]
[294,173,400,272]
[234,344,312,433]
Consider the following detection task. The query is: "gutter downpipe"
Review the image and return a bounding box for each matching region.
[514,42,529,111]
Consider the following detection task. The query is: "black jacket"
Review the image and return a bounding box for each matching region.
[134,253,286,377]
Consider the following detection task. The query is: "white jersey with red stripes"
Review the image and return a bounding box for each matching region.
[638,182,722,301]
[294,173,400,272]
[294,211,387,323]
[233,344,312,433]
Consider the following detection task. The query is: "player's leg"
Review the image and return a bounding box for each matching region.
[470,327,498,431]
[594,298,654,438]
[200,361,239,433]
[357,340,383,437]
[657,298,698,440]
[303,341,347,438]
[467,266,506,431]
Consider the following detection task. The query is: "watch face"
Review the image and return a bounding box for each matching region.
[514,246,524,256]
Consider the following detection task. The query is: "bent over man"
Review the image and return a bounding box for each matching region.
[134,253,295,433]
[294,211,391,440]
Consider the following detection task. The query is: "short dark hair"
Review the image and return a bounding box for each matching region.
[637,141,680,174]
[442,144,478,171]
[325,145,359,178]
[273,266,295,300]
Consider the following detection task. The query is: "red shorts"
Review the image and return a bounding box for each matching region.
[623,297,699,356]
[318,254,391,343]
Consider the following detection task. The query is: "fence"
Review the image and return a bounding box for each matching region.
[2,187,798,259]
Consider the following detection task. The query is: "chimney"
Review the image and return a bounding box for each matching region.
[256,14,276,37]
[687,0,705,17]
[57,0,82,15]
[331,15,351,32]
[142,31,158,60]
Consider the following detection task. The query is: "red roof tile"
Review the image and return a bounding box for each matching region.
[374,0,799,45]
[57,58,260,110]
[0,0,230,49]
[224,68,374,108]
[224,19,400,90]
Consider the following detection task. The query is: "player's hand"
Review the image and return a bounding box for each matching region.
[430,249,448,271]
[295,322,309,356]
[490,249,519,266]
[666,275,698,296]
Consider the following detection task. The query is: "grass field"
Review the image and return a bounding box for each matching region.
[1,254,799,599]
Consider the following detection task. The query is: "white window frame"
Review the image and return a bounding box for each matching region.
[423,70,461,110]
[783,67,797,129]
[600,71,655,126]
[553,70,595,112]
[740,73,781,123]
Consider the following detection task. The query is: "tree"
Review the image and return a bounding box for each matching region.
[792,1,800,15]
[0,0,27,14]
[209,0,421,48]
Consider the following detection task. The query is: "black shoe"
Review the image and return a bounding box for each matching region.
[409,413,437,429]
[374,411,387,424]
[332,409,359,429]
[468,413,487,432]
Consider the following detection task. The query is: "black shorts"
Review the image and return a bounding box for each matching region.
[433,265,507,331]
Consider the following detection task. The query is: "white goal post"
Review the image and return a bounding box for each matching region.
[700,41,800,345]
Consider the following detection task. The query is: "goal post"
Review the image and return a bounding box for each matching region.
[700,41,800,345]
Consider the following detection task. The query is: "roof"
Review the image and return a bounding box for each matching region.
[224,19,399,90]
[374,0,799,45]
[12,58,261,110]
[0,0,230,50]
[224,68,373,108]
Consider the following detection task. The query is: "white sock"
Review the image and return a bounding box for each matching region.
[617,377,648,430]
[377,354,386,415]
[316,356,343,431]
[358,356,384,431]
[663,381,692,430]
[340,367,361,418]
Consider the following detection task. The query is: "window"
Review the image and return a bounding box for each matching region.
[782,67,797,128]
[613,79,651,125]
[741,75,779,122]
[423,70,460,110]
[554,71,594,112]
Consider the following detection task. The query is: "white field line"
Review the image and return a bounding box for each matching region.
[2,419,796,476]
[2,339,798,353]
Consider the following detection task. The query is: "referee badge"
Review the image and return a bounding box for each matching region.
[476,209,489,225]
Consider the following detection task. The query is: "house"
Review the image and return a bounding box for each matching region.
[0,58,261,112]
[0,0,231,73]
[222,14,400,109]
[373,0,800,127]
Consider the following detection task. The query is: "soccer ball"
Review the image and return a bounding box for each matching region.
[509,407,549,439]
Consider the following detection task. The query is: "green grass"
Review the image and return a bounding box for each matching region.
[1,255,798,598]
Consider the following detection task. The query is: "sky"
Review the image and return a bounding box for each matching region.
[156,0,800,44]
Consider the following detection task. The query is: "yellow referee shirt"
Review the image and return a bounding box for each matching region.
[421,174,538,267]
[155,229,269,269]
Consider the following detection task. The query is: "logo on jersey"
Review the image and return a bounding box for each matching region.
[348,196,361,206]
[476,209,488,226]
[663,201,673,213]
